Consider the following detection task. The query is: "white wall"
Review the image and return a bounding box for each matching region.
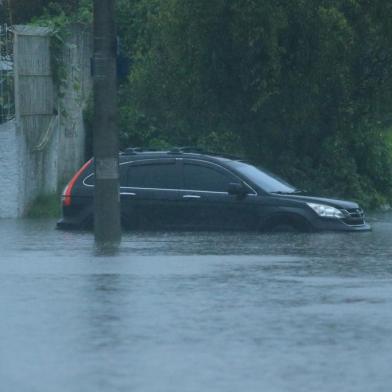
[0,120,19,217]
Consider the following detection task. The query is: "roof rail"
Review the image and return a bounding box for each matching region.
[121,145,245,161]
[207,152,245,161]
[168,146,205,154]
[122,147,158,155]
[171,147,244,160]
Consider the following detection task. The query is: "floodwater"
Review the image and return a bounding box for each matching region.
[0,214,392,392]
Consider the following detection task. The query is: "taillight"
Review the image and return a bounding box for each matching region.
[62,159,93,206]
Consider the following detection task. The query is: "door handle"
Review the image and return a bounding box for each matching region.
[182,194,201,199]
[121,192,136,196]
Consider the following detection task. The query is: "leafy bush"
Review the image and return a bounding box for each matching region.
[116,0,392,208]
[23,0,392,208]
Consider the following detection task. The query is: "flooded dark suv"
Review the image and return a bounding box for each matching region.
[57,148,371,232]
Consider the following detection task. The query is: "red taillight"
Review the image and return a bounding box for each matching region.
[62,159,93,207]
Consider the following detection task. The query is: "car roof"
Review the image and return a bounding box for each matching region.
[119,147,246,166]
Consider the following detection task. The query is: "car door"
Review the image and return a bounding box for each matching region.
[120,159,182,229]
[177,159,259,230]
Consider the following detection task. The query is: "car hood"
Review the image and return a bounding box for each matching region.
[270,193,360,210]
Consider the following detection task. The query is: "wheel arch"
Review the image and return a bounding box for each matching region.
[261,211,314,232]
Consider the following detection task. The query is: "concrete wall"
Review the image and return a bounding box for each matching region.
[0,25,93,218]
[58,24,93,186]
[13,26,58,216]
[0,120,19,217]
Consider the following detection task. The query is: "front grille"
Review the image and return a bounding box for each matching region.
[342,208,365,225]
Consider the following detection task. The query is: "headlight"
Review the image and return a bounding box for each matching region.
[306,203,345,219]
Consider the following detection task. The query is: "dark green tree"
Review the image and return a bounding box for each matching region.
[15,0,392,207]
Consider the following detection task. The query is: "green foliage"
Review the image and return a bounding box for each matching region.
[25,0,392,209]
[31,0,92,28]
[29,1,92,119]
[5,0,90,24]
[30,0,92,81]
[115,0,392,208]
[27,193,60,219]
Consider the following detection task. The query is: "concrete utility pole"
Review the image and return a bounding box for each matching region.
[93,0,121,248]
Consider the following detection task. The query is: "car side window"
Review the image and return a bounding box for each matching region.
[184,163,235,192]
[126,162,180,189]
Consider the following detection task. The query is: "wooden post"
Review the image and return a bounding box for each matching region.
[93,0,121,248]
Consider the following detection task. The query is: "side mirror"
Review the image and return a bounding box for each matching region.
[228,182,248,196]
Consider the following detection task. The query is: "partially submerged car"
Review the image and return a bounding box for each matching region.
[57,147,371,232]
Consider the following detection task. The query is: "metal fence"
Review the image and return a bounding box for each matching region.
[0,23,14,124]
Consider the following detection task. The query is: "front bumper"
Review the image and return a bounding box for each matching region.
[311,217,371,232]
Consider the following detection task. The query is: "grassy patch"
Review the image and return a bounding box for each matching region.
[27,193,61,219]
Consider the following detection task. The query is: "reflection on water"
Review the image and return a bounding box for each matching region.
[0,213,391,392]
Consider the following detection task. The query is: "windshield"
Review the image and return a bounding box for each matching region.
[232,162,297,193]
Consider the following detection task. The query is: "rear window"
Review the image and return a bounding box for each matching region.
[82,161,180,189]
[126,162,180,189]
[82,164,128,186]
